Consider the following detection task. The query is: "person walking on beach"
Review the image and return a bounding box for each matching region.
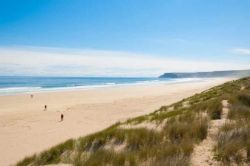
[44,105,47,111]
[61,113,64,121]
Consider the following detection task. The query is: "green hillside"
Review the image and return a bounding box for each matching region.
[17,78,250,166]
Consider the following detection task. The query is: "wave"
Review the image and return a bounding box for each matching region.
[0,87,42,95]
[0,78,208,96]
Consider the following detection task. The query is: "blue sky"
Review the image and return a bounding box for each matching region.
[0,0,250,76]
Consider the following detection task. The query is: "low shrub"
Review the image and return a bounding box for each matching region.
[207,99,222,120]
[238,93,250,107]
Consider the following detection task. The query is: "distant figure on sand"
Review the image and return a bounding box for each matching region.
[44,105,47,111]
[30,94,33,98]
[61,113,64,121]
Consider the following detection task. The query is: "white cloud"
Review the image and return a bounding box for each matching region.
[0,47,249,76]
[231,48,250,55]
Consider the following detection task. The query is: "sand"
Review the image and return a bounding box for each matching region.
[0,78,233,166]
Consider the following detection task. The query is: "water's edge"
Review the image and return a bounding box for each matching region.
[0,76,206,96]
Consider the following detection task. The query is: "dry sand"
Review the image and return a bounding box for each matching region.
[0,78,233,166]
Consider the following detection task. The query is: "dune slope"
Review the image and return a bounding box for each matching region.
[16,78,250,166]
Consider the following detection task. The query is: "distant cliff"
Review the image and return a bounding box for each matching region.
[159,70,250,78]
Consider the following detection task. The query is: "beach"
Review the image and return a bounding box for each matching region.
[0,78,233,166]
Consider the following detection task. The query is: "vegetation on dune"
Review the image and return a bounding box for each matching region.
[16,77,250,166]
[215,88,250,164]
[215,122,250,164]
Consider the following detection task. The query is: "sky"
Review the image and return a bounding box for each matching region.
[0,0,250,77]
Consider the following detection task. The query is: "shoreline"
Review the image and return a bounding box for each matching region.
[0,77,234,165]
[0,77,216,96]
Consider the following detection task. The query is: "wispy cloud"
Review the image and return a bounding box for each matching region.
[148,38,200,46]
[0,47,249,77]
[231,48,250,55]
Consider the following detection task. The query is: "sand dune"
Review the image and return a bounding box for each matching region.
[0,78,232,166]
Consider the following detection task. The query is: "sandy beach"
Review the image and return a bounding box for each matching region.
[0,78,233,166]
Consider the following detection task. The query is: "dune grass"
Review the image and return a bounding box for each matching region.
[16,77,250,166]
[214,80,250,165]
[215,122,250,164]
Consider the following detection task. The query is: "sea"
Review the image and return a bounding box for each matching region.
[0,76,205,96]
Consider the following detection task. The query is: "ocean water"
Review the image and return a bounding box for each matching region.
[0,76,204,95]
